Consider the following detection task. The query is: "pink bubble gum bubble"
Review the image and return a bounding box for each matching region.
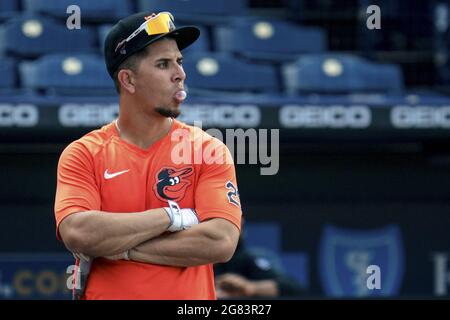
[175,90,187,101]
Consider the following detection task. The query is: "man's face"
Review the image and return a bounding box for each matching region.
[133,38,186,118]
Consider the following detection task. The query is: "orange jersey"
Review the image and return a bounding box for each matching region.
[54,119,242,299]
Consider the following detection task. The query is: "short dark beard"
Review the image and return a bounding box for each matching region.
[155,106,180,118]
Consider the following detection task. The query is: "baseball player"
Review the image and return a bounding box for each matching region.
[54,11,242,299]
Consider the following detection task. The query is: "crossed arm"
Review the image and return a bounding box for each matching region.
[59,208,240,266]
[130,218,239,266]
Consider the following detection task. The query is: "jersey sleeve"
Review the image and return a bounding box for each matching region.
[194,140,242,230]
[54,141,101,239]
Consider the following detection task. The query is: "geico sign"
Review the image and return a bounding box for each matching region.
[391,106,450,128]
[59,104,119,127]
[0,104,38,127]
[179,104,261,127]
[280,105,371,128]
[13,269,69,297]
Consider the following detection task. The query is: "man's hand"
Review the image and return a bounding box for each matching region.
[216,273,280,298]
[164,200,199,232]
[215,273,256,297]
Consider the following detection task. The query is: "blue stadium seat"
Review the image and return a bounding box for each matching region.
[98,24,114,53]
[23,0,133,22]
[0,0,20,22]
[244,222,281,253]
[0,15,96,58]
[286,0,400,22]
[183,52,279,93]
[138,0,248,25]
[0,57,16,89]
[19,54,114,95]
[215,18,327,61]
[282,54,404,94]
[357,0,435,53]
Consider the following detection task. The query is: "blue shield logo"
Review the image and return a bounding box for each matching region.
[319,224,404,297]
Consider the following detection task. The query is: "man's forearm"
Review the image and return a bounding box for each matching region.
[129,218,239,267]
[250,280,279,297]
[60,208,170,258]
[217,275,279,298]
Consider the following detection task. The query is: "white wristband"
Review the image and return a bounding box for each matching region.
[166,200,182,231]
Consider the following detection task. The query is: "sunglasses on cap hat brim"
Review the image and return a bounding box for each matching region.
[115,12,175,54]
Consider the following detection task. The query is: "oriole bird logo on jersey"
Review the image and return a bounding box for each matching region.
[153,166,193,202]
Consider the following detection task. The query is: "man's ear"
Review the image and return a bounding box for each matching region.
[118,69,136,94]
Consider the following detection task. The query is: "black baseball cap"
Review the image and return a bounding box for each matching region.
[104,11,200,78]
